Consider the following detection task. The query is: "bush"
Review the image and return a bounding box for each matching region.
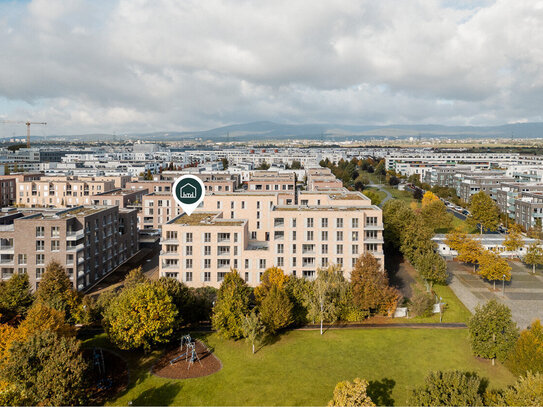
[485,372,543,406]
[329,377,375,407]
[506,319,543,376]
[410,290,434,317]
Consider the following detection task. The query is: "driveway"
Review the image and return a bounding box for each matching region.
[447,260,543,329]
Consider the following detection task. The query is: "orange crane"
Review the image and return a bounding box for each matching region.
[0,120,47,148]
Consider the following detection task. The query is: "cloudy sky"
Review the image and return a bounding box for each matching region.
[1,0,542,136]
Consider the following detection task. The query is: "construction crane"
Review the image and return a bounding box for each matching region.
[0,120,47,148]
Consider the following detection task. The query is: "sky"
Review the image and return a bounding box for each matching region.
[1,0,543,136]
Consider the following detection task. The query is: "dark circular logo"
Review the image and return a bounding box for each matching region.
[175,178,203,205]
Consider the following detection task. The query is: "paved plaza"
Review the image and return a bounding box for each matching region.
[447,260,543,329]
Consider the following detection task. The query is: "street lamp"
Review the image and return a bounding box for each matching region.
[502,274,506,296]
[439,296,443,323]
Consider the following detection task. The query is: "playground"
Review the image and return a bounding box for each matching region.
[82,348,128,405]
[152,335,222,379]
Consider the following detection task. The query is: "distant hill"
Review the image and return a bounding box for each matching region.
[12,121,543,142]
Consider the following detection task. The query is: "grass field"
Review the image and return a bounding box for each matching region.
[86,328,515,406]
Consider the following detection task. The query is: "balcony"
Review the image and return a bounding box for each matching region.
[66,243,85,252]
[66,230,85,241]
[364,223,384,230]
[0,245,14,254]
[162,263,179,270]
[364,238,384,244]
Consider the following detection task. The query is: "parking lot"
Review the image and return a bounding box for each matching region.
[447,260,543,328]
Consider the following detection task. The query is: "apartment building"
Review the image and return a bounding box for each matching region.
[91,188,148,208]
[16,176,116,208]
[458,173,514,202]
[306,168,343,191]
[514,192,543,231]
[496,183,543,219]
[0,178,15,207]
[159,190,384,288]
[0,205,138,291]
[247,171,296,193]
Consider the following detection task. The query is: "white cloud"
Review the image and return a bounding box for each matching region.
[0,0,542,135]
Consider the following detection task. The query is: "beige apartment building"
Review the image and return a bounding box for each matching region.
[247,171,296,192]
[307,168,343,191]
[16,176,116,208]
[159,190,384,287]
[0,205,138,291]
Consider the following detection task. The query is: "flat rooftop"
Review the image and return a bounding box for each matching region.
[171,212,246,227]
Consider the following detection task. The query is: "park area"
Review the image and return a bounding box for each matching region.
[85,328,515,406]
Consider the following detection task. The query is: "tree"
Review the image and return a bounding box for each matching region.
[103,282,177,351]
[374,160,386,176]
[421,191,440,208]
[211,270,250,339]
[444,229,468,252]
[524,240,543,273]
[284,276,312,326]
[19,302,75,338]
[408,370,485,406]
[221,157,229,170]
[350,253,400,314]
[143,169,153,180]
[328,377,375,407]
[400,215,436,263]
[410,290,435,317]
[456,235,484,272]
[468,299,519,365]
[486,372,543,406]
[503,224,524,254]
[290,160,302,169]
[306,265,346,335]
[506,319,543,377]
[153,277,193,325]
[0,330,88,406]
[256,161,270,170]
[468,191,500,233]
[254,266,289,304]
[383,200,416,249]
[123,266,148,289]
[363,190,382,206]
[259,285,293,334]
[477,249,511,290]
[241,310,265,354]
[420,200,453,231]
[0,273,33,319]
[415,251,448,291]
[35,261,73,315]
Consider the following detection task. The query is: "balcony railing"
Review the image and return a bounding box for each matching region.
[66,230,85,241]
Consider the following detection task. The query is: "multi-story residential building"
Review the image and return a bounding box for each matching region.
[246,171,296,193]
[0,205,138,291]
[159,190,384,287]
[496,183,543,219]
[458,173,514,202]
[16,176,116,208]
[91,188,148,208]
[514,192,543,231]
[0,178,16,207]
[306,168,343,191]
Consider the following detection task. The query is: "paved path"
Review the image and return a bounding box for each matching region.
[369,183,393,206]
[447,260,543,329]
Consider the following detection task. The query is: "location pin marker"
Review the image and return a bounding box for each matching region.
[173,174,206,216]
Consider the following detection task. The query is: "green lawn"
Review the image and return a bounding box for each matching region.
[363,187,387,203]
[87,328,514,406]
[384,186,419,205]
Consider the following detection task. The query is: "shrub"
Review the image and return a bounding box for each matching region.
[410,290,434,317]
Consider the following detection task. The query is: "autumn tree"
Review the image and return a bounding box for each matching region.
[383,200,416,249]
[0,330,88,406]
[103,282,177,351]
[444,229,468,252]
[468,191,500,233]
[350,253,400,314]
[19,302,75,338]
[420,200,453,231]
[259,285,293,334]
[477,249,511,290]
[211,270,250,339]
[400,215,435,263]
[0,273,33,320]
[254,266,289,304]
[486,372,543,406]
[123,266,148,289]
[35,261,73,315]
[456,235,484,272]
[421,191,440,208]
[506,319,543,377]
[241,310,265,354]
[503,224,524,254]
[306,264,347,335]
[328,377,375,407]
[468,300,519,365]
[415,251,448,291]
[524,240,543,273]
[408,370,486,406]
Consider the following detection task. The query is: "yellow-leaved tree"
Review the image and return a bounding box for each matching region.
[421,191,440,207]
[254,266,289,303]
[456,235,484,272]
[477,249,512,290]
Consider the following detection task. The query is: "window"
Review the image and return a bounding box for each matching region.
[352,244,359,255]
[292,257,297,267]
[186,232,193,243]
[292,244,297,254]
[204,246,211,256]
[291,218,297,227]
[366,243,378,252]
[18,267,27,274]
[51,226,60,237]
[218,246,230,255]
[292,231,297,240]
[166,231,178,240]
[36,240,44,251]
[36,226,44,237]
[365,230,378,239]
[277,257,284,267]
[218,272,227,282]
[306,218,314,228]
[322,244,328,254]
[231,201,235,209]
[18,254,27,265]
[244,272,249,282]
[336,244,343,254]
[186,246,192,256]
[51,240,60,251]
[337,218,343,228]
[204,232,211,242]
[234,233,238,243]
[320,218,328,228]
[366,216,378,226]
[352,218,359,228]
[36,267,45,279]
[204,259,211,269]
[204,271,211,282]
[337,257,343,266]
[36,254,45,265]
[259,259,266,269]
[321,258,328,267]
[245,259,250,269]
[185,259,193,268]
[251,231,257,239]
[336,231,343,241]
[277,244,284,254]
[217,201,221,209]
[321,230,328,241]
[241,201,246,209]
[185,272,193,282]
[352,231,359,241]
[306,231,313,241]
[257,221,261,229]
[352,258,357,267]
